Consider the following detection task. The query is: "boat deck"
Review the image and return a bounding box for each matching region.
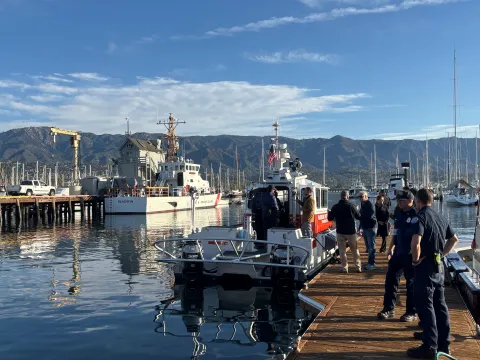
[292,236,480,360]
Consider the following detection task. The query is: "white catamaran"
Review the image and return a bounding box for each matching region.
[154,122,337,288]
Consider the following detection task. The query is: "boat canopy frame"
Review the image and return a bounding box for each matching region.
[154,238,311,270]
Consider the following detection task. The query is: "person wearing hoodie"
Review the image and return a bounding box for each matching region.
[327,190,362,273]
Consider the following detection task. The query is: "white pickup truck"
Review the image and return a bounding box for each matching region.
[7,180,56,196]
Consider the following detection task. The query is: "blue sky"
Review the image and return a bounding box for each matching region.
[0,0,479,139]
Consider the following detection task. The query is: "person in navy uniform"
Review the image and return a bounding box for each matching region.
[377,190,417,322]
[407,189,459,359]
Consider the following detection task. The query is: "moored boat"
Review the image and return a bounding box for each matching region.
[104,114,221,214]
[154,121,337,288]
[445,204,480,334]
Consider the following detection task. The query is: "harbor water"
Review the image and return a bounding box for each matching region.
[0,194,476,359]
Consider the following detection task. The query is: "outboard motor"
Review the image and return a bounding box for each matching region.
[181,286,205,333]
[270,245,295,289]
[181,240,203,284]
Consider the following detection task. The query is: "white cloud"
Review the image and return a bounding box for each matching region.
[374,124,479,140]
[36,83,78,94]
[298,0,392,8]
[136,35,156,44]
[246,50,339,64]
[68,73,109,81]
[0,74,369,137]
[33,75,74,83]
[175,0,460,39]
[0,80,31,90]
[106,42,117,54]
[30,94,66,103]
[298,0,322,7]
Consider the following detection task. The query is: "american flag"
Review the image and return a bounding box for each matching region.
[267,148,277,164]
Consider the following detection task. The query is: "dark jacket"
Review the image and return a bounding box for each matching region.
[393,206,417,255]
[261,192,278,217]
[375,203,390,237]
[359,200,377,229]
[327,199,361,235]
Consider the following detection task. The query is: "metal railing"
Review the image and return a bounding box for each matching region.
[154,237,311,270]
[104,186,170,198]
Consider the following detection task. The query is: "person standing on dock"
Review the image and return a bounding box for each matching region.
[375,195,390,253]
[379,189,391,209]
[297,187,314,238]
[358,191,377,270]
[327,190,362,273]
[377,190,417,322]
[407,188,458,359]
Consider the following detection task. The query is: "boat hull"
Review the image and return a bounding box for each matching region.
[104,193,221,214]
[444,194,478,206]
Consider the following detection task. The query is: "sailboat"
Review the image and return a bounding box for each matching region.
[228,146,243,198]
[444,50,479,206]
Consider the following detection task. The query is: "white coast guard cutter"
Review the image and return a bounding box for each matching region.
[154,122,337,287]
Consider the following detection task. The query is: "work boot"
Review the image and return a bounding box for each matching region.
[377,309,395,319]
[406,345,436,359]
[413,331,423,340]
[400,313,418,322]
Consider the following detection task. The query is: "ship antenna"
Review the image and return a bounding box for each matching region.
[273,120,279,167]
[157,113,186,162]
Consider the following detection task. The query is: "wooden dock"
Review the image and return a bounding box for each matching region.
[0,195,103,226]
[292,236,480,360]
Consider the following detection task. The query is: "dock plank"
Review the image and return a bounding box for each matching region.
[292,236,480,360]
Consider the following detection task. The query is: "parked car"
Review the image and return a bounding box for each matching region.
[7,180,56,196]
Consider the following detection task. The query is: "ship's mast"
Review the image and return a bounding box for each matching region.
[157,113,185,162]
[273,121,279,168]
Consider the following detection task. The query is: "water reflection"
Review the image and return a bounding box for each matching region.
[154,285,314,359]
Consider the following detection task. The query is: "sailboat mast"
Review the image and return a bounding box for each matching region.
[476,129,478,184]
[370,152,373,188]
[426,136,429,187]
[261,138,265,182]
[374,144,377,189]
[453,49,458,181]
[235,145,239,189]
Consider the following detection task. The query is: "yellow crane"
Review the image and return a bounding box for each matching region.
[50,127,81,185]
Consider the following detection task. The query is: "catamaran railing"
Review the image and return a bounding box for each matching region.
[153,238,312,269]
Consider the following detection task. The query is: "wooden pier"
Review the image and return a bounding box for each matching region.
[291,236,480,360]
[0,195,103,227]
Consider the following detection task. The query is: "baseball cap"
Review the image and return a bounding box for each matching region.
[396,190,414,201]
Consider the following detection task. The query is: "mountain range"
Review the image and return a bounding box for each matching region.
[0,127,476,188]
